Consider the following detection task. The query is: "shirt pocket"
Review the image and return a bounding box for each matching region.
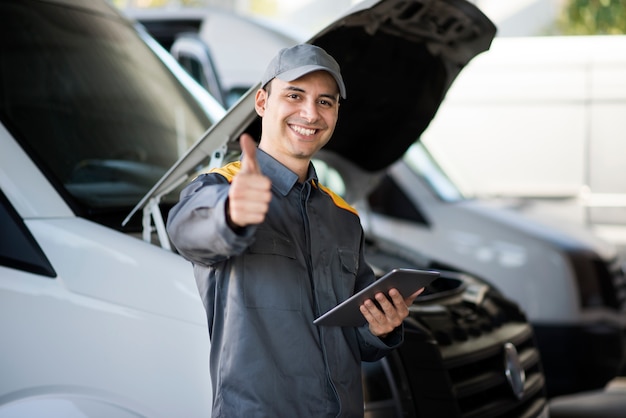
[243,231,302,311]
[334,247,358,302]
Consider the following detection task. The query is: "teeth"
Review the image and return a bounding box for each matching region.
[292,125,316,136]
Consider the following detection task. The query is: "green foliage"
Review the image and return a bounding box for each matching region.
[558,0,626,35]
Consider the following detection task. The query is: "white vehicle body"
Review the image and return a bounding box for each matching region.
[0,1,225,416]
[363,146,619,324]
[350,142,626,396]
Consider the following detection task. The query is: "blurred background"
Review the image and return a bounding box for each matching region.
[112,0,626,38]
[113,0,626,257]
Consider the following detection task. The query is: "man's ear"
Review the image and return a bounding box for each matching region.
[254,88,267,117]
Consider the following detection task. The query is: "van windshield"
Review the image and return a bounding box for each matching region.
[0,1,217,229]
[403,143,465,202]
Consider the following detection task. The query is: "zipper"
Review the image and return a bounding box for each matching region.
[300,182,319,318]
[301,181,341,415]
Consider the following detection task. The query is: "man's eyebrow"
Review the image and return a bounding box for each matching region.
[282,86,306,96]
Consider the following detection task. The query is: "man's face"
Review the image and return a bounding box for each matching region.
[255,70,340,164]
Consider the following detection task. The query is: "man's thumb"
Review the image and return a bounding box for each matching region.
[239,133,260,174]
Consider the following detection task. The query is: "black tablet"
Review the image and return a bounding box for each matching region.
[313,268,440,327]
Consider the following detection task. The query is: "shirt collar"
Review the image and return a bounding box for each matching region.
[256,148,318,196]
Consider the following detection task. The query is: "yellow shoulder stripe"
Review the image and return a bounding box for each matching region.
[317,183,359,217]
[201,163,358,217]
[209,161,242,182]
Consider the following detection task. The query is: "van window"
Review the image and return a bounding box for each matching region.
[368,175,430,226]
[0,191,55,278]
[0,1,215,229]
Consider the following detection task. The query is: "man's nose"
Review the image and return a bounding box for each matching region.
[299,99,319,121]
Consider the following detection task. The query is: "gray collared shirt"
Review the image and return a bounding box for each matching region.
[167,149,402,418]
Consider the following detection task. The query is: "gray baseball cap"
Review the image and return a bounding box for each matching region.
[261,44,346,99]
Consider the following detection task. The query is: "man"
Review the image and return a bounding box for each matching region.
[167,44,423,417]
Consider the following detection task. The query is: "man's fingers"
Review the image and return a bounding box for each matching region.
[361,288,419,337]
[226,134,272,229]
[239,133,260,174]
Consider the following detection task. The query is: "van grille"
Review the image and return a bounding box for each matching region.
[363,277,548,418]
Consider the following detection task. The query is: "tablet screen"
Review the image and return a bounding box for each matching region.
[313,268,439,327]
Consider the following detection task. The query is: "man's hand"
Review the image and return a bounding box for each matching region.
[360,287,424,338]
[227,134,272,228]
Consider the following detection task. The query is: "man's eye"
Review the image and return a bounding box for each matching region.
[287,93,300,99]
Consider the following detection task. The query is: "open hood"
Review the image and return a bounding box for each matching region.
[125,0,495,225]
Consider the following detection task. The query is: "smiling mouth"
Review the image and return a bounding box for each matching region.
[290,124,317,136]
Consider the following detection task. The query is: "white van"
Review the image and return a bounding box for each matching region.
[0,1,225,416]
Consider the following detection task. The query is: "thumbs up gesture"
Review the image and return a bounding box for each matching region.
[227,134,272,228]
